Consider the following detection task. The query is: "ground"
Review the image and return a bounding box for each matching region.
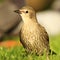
[0,34,60,60]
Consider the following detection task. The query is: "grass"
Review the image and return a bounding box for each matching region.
[50,34,60,55]
[0,34,60,60]
[0,46,60,60]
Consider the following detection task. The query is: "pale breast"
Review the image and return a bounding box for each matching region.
[20,22,49,53]
[21,23,39,42]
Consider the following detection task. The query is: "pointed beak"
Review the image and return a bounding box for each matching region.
[14,10,20,14]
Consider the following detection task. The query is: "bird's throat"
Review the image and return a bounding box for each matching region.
[22,17,37,24]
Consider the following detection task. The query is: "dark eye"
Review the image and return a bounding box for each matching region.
[26,11,28,13]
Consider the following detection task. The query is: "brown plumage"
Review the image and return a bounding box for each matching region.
[14,6,49,55]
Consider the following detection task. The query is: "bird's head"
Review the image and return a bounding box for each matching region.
[14,6,36,23]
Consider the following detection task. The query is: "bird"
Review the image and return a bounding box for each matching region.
[14,6,49,56]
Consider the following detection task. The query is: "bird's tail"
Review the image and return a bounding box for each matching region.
[49,49,56,55]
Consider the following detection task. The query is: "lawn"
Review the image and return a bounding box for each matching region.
[0,46,60,60]
[0,34,60,60]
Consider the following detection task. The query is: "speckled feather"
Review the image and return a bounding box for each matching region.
[20,21,49,55]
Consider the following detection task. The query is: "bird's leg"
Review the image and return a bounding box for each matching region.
[46,50,50,60]
[43,49,50,60]
[46,55,49,60]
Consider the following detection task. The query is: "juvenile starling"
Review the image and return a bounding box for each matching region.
[14,6,49,55]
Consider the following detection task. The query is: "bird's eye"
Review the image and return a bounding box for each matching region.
[26,11,28,13]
